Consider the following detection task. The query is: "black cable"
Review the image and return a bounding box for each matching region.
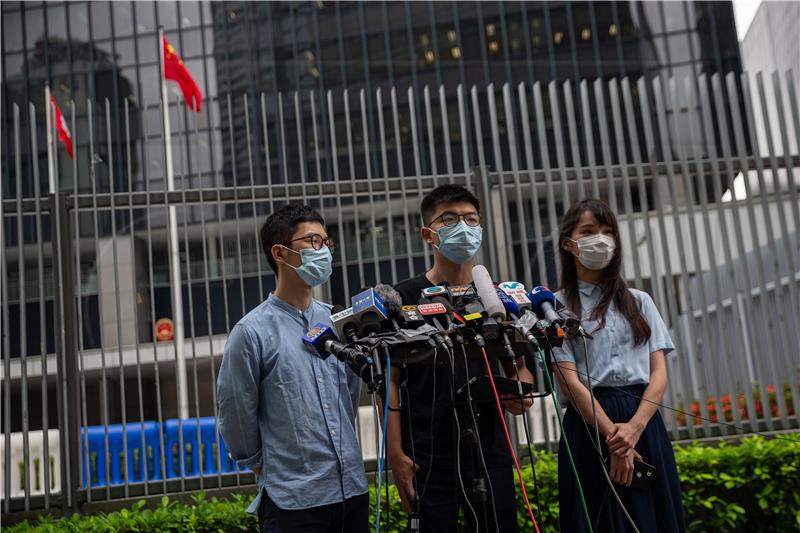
[453,406,480,529]
[510,361,544,531]
[559,363,800,446]
[579,335,639,532]
[399,374,419,530]
[459,345,499,533]
[384,347,390,531]
[418,348,439,501]
[449,346,481,532]
[336,359,346,533]
[543,337,639,532]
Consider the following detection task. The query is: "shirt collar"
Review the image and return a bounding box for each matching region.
[267,292,316,320]
[578,280,599,297]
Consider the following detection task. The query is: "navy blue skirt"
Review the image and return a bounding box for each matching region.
[558,385,685,533]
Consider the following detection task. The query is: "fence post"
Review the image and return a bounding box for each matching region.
[53,191,80,511]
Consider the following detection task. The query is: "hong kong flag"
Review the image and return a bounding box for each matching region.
[162,36,203,112]
[49,95,73,159]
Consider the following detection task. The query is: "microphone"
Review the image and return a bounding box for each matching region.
[421,285,450,301]
[302,323,371,365]
[472,265,506,324]
[528,286,563,326]
[498,282,533,315]
[496,287,521,319]
[375,284,440,350]
[351,288,388,336]
[417,298,454,348]
[421,284,472,303]
[430,296,464,345]
[495,288,545,347]
[374,283,405,332]
[443,284,472,299]
[397,305,426,328]
[331,305,361,343]
[459,299,496,341]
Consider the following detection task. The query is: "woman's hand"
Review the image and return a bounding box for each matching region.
[609,448,642,487]
[606,421,644,455]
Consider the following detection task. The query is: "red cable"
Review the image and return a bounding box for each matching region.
[480,346,541,533]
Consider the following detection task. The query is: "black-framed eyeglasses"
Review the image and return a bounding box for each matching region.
[285,233,335,251]
[428,211,481,228]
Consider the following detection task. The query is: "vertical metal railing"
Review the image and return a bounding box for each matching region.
[1,72,799,512]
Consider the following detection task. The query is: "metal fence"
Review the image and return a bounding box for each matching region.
[2,70,799,513]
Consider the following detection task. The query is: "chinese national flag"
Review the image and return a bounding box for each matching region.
[49,95,73,159]
[163,37,203,112]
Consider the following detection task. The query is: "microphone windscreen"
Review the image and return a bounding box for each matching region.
[528,286,556,314]
[472,265,506,320]
[495,287,520,317]
[374,283,403,312]
[331,304,346,314]
[430,296,453,313]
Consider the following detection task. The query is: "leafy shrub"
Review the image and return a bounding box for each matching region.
[7,434,800,532]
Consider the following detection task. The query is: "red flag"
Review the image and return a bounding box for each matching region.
[49,95,73,160]
[163,37,203,112]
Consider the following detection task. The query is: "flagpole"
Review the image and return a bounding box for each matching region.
[45,84,56,195]
[159,27,189,420]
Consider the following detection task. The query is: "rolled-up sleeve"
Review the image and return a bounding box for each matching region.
[346,367,362,423]
[217,324,263,470]
[551,339,577,364]
[642,293,675,356]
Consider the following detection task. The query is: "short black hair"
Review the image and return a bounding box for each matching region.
[260,204,325,275]
[420,184,480,225]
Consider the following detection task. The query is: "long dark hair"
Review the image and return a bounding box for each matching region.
[558,199,651,346]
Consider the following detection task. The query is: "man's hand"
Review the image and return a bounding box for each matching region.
[387,450,418,512]
[501,365,535,415]
[606,421,644,455]
[252,464,262,479]
[609,448,642,487]
[501,393,533,415]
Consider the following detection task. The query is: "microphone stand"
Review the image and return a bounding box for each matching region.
[457,331,499,533]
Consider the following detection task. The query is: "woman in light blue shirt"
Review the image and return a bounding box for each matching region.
[552,199,685,532]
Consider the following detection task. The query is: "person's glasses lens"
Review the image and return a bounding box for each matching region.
[441,214,459,226]
[465,214,481,227]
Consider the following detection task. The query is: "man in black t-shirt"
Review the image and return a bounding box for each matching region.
[386,185,535,533]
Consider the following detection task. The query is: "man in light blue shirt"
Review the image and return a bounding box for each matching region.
[217,204,368,532]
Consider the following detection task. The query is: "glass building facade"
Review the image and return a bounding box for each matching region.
[3,1,742,193]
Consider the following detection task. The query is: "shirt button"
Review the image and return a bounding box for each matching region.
[323,403,329,409]
[318,377,324,383]
[331,430,336,436]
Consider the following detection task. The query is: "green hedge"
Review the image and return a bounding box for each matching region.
[7,434,800,532]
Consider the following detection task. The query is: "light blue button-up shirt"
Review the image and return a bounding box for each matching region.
[553,281,675,389]
[217,293,367,513]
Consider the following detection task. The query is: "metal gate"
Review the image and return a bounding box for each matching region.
[2,70,799,513]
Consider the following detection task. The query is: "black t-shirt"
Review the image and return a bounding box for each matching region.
[393,273,511,471]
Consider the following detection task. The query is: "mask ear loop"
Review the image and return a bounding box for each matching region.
[566,237,583,261]
[421,226,441,252]
[277,244,302,271]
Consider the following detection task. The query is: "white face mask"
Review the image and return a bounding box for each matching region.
[569,234,616,270]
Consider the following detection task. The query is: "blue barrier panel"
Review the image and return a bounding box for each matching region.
[165,419,203,478]
[165,418,238,477]
[198,417,236,474]
[122,421,162,483]
[81,422,163,487]
[80,426,108,488]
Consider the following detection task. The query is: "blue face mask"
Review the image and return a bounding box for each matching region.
[431,221,483,264]
[281,245,333,287]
